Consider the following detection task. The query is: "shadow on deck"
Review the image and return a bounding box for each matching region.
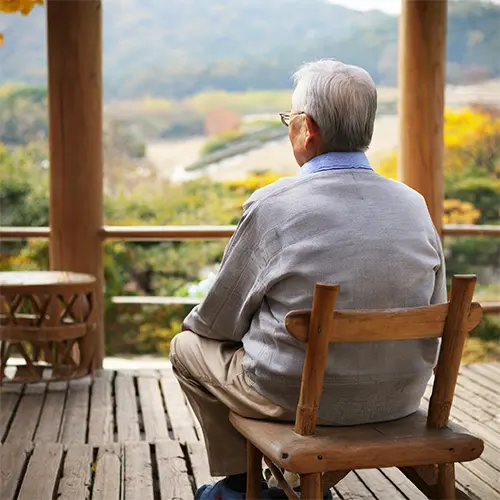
[0,362,499,499]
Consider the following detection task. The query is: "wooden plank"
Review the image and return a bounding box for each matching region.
[0,442,33,500]
[0,384,23,442]
[456,463,500,500]
[61,377,91,444]
[115,374,140,441]
[58,444,92,500]
[123,442,154,500]
[453,390,499,424]
[188,441,214,488]
[92,444,122,500]
[285,302,482,344]
[160,368,199,443]
[334,472,376,499]
[88,370,113,445]
[156,440,193,500]
[423,394,500,471]
[379,468,428,500]
[466,363,500,385]
[34,380,67,443]
[461,456,500,495]
[459,366,500,396]
[18,443,63,500]
[480,362,500,376]
[355,469,406,500]
[138,376,169,441]
[5,383,46,443]
[455,383,499,419]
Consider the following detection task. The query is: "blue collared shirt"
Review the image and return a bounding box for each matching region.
[298,152,372,176]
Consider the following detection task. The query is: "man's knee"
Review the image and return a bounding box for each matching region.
[170,330,197,376]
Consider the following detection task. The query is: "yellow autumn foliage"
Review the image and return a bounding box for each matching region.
[375,107,500,180]
[225,171,283,197]
[443,199,481,225]
[0,0,43,45]
[375,151,398,180]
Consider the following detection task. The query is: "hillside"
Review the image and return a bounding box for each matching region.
[0,0,499,98]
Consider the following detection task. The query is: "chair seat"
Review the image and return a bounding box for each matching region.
[229,409,484,474]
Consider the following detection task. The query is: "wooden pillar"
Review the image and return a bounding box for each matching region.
[47,0,104,366]
[398,0,448,235]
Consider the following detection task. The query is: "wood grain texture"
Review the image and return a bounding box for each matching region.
[334,472,376,499]
[92,444,122,500]
[61,378,91,444]
[5,383,45,442]
[0,442,33,500]
[0,385,23,442]
[17,443,63,500]
[46,0,104,367]
[188,441,214,488]
[300,473,322,500]
[398,0,447,233]
[356,469,406,500]
[123,442,154,500]
[247,441,263,500]
[285,302,482,343]
[34,380,67,443]
[160,368,198,443]
[428,276,477,428]
[230,409,483,474]
[115,374,140,441]
[57,444,92,500]
[155,440,193,500]
[138,377,169,441]
[294,284,339,436]
[88,370,113,445]
[380,468,428,500]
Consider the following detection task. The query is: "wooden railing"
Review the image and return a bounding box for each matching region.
[1,224,499,240]
[1,224,499,315]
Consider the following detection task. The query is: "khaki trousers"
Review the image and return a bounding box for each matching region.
[170,331,295,476]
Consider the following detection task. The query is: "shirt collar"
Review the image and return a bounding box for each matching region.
[298,152,372,177]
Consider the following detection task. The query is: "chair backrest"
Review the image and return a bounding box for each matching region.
[285,275,483,436]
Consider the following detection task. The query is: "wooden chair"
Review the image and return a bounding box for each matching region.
[229,275,484,499]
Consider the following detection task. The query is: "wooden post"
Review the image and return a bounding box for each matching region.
[398,0,448,235]
[47,0,104,366]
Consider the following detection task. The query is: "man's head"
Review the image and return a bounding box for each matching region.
[284,60,377,166]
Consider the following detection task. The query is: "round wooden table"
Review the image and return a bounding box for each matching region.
[0,271,97,382]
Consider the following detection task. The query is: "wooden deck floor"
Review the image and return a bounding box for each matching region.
[0,362,499,500]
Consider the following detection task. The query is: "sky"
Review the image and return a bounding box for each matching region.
[330,0,500,15]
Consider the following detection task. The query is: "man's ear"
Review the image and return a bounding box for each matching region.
[304,115,321,148]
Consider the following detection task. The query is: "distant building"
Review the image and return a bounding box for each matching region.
[204,107,240,136]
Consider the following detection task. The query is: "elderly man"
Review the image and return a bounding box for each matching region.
[170,60,445,499]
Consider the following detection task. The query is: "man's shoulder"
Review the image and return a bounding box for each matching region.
[242,176,302,211]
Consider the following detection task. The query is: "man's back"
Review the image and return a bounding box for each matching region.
[241,169,445,424]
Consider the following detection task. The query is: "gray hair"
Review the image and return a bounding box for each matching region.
[292,60,377,152]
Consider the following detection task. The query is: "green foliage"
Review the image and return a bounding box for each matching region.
[445,166,500,224]
[1,1,499,97]
[472,315,500,342]
[0,85,48,144]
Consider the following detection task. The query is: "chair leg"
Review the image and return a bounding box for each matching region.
[437,463,456,499]
[246,441,262,500]
[300,473,322,500]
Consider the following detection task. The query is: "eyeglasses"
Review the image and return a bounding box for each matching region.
[279,112,306,127]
